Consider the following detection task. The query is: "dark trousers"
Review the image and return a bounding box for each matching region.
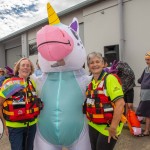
[8,124,36,150]
[89,125,117,150]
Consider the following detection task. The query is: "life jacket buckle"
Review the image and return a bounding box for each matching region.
[89,113,93,119]
[29,109,34,114]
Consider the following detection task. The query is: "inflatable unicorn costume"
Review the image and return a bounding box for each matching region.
[34,3,91,150]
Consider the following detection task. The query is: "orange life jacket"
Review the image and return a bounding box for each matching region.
[83,74,114,125]
[3,79,43,123]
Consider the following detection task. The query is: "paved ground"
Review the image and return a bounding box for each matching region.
[0,125,150,150]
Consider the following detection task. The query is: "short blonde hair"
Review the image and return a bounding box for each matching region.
[87,52,103,66]
[14,57,34,76]
[145,52,150,59]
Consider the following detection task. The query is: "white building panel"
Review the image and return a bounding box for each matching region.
[84,0,119,54]
[6,46,22,68]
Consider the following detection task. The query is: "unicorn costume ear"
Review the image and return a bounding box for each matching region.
[70,18,79,34]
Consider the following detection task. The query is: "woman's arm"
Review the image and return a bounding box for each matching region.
[107,98,125,143]
[0,96,8,136]
[137,70,145,84]
[0,96,6,119]
[105,74,125,142]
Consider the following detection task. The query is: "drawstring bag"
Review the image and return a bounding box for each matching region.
[127,109,141,136]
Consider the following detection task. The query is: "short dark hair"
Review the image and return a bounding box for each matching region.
[103,57,108,65]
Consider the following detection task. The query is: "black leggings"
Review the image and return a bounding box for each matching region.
[89,125,117,150]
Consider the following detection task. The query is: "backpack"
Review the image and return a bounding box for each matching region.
[117,61,135,93]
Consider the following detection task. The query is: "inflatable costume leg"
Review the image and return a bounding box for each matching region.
[67,124,91,150]
[34,128,62,150]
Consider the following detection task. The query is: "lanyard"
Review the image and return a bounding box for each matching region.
[91,70,105,90]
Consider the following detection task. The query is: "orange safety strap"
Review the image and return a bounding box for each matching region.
[3,101,12,107]
[87,113,104,119]
[3,109,14,116]
[26,107,39,114]
[86,90,104,96]
[86,103,103,108]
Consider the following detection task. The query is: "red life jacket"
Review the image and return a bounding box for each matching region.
[3,79,43,123]
[84,73,114,125]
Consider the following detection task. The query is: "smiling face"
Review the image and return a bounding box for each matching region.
[88,57,104,75]
[87,52,104,76]
[145,52,150,67]
[145,58,150,67]
[18,60,32,79]
[14,58,34,80]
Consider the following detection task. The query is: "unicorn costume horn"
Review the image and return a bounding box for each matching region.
[47,2,60,25]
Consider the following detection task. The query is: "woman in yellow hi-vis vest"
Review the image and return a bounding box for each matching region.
[84,52,125,150]
[0,58,42,150]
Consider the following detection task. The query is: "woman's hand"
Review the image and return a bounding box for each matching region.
[4,126,8,136]
[107,98,125,143]
[107,126,118,143]
[0,97,7,136]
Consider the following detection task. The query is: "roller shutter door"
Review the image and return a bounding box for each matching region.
[6,46,22,68]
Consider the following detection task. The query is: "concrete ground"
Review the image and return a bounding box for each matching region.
[0,125,150,150]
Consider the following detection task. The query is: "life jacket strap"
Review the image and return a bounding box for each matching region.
[3,107,39,116]
[86,90,104,96]
[3,110,14,116]
[87,113,104,119]
[27,107,39,114]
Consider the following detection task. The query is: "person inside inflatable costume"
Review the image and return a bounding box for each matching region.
[33,3,91,150]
